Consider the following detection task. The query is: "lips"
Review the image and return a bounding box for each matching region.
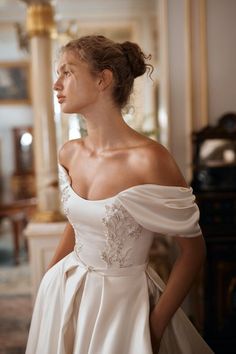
[57,95,66,103]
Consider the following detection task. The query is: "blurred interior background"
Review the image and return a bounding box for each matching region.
[0,0,236,353]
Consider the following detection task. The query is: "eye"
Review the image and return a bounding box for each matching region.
[63,71,71,77]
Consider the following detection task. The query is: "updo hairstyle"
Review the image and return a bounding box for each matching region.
[61,35,152,108]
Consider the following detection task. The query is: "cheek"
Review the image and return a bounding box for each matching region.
[67,78,80,93]
[62,80,74,97]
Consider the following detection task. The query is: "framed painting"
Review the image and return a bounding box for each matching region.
[0,61,31,104]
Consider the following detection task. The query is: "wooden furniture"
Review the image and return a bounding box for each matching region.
[191,113,236,354]
[0,183,37,264]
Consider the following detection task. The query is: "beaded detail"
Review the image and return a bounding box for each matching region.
[101,201,143,267]
[73,223,83,256]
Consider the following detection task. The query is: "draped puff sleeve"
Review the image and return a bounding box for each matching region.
[117,185,202,238]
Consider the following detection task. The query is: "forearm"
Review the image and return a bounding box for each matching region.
[151,235,206,338]
[47,222,75,270]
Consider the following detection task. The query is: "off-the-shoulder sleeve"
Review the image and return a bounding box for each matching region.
[117,185,202,238]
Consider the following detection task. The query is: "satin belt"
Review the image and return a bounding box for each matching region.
[73,251,148,277]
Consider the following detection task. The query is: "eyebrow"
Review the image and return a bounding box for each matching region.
[56,62,77,75]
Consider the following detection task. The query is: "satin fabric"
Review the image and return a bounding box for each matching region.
[25,164,214,354]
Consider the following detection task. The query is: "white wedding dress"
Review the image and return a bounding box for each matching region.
[26,164,214,354]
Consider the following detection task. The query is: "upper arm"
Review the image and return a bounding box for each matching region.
[174,234,206,269]
[58,141,70,167]
[58,139,82,169]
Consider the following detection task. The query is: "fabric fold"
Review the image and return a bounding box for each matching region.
[117,186,202,238]
[146,265,213,354]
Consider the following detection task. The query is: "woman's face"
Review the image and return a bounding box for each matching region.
[54,50,100,114]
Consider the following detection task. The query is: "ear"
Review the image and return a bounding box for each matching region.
[97,69,113,91]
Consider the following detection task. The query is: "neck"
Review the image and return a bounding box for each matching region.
[82,104,135,153]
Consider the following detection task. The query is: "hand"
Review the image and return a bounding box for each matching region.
[149,310,165,354]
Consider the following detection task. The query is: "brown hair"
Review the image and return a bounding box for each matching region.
[61,35,153,108]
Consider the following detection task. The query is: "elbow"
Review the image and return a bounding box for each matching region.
[192,234,207,269]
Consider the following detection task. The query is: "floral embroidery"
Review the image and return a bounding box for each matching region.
[59,167,71,215]
[58,167,69,189]
[61,185,70,203]
[101,201,143,267]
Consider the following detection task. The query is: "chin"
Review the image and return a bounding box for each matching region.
[61,106,78,114]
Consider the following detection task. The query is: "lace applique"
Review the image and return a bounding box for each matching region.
[59,168,71,215]
[101,201,143,267]
[61,185,70,204]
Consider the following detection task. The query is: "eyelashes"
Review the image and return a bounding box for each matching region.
[55,71,72,81]
[63,71,71,77]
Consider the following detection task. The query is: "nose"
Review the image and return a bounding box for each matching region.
[53,77,63,91]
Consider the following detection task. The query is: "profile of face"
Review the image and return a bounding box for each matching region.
[53,51,101,114]
[54,35,150,114]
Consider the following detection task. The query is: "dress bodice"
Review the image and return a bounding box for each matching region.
[58,164,202,269]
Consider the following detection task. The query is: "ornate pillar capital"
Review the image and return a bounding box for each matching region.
[26,2,55,37]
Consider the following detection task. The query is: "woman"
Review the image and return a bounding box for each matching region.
[26,35,214,354]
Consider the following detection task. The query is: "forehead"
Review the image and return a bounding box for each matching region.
[57,50,84,70]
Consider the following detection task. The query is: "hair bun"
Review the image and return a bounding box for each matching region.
[121,41,148,78]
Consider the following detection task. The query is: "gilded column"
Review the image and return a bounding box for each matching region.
[26,2,63,222]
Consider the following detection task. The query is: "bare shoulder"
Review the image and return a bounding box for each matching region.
[58,138,84,169]
[135,140,188,188]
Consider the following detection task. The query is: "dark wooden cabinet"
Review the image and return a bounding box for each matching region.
[191,113,236,354]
